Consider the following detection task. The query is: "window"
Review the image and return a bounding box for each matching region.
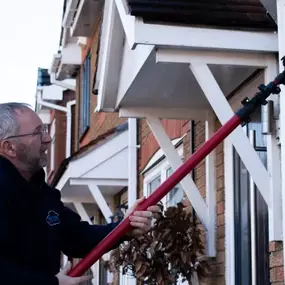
[143,141,184,208]
[233,115,269,285]
[50,119,55,173]
[81,53,91,136]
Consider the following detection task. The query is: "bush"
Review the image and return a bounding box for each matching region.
[106,202,209,285]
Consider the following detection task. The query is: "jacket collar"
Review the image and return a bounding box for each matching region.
[0,155,46,188]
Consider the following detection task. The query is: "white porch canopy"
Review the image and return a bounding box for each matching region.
[55,125,129,222]
[95,0,283,267]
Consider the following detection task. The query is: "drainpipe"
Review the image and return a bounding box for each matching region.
[37,92,75,158]
[128,118,138,208]
[276,0,285,281]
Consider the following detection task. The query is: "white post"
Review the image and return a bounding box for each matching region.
[128,118,138,207]
[224,139,235,285]
[249,130,257,285]
[126,119,138,285]
[264,60,282,241]
[277,0,285,280]
[205,116,216,257]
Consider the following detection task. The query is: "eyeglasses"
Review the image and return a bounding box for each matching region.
[4,125,49,142]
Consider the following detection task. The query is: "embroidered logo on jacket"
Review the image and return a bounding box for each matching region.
[46,210,60,226]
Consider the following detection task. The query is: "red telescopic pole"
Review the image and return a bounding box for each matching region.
[68,63,285,278]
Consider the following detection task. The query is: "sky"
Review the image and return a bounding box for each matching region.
[0,0,64,108]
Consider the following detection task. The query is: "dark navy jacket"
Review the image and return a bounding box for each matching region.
[0,156,123,285]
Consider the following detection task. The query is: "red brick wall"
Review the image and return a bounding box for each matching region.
[138,119,189,198]
[137,118,226,284]
[47,90,75,184]
[270,242,284,284]
[193,121,225,285]
[76,20,126,148]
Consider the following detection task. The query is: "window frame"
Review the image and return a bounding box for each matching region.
[80,53,91,138]
[143,143,184,208]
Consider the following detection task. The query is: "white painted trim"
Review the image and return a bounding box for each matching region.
[133,19,278,52]
[119,107,210,121]
[146,115,208,228]
[156,49,275,67]
[115,44,155,108]
[190,63,271,206]
[56,169,70,190]
[70,178,128,187]
[61,197,96,204]
[114,0,278,52]
[224,139,235,285]
[205,117,216,257]
[70,131,129,178]
[114,0,135,48]
[97,0,125,111]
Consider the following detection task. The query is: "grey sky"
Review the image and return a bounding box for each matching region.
[0,0,63,108]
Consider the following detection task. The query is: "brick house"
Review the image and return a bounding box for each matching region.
[35,0,285,285]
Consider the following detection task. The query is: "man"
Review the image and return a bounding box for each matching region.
[0,102,160,285]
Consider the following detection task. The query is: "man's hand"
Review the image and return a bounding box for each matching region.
[125,197,161,237]
[56,262,92,285]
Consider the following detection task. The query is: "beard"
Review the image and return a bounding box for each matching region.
[16,142,47,172]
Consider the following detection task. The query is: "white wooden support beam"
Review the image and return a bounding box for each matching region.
[264,60,282,241]
[205,116,216,257]
[70,179,114,223]
[88,183,113,223]
[73,202,92,225]
[119,107,210,121]
[190,63,279,240]
[146,115,209,229]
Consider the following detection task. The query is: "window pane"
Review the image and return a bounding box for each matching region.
[166,168,184,207]
[148,176,161,194]
[234,121,269,285]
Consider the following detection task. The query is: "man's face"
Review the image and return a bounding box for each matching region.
[13,108,51,172]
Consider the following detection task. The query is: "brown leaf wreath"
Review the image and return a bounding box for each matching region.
[105,202,209,285]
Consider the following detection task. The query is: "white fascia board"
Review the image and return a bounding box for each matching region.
[134,20,278,52]
[119,107,211,121]
[97,0,125,111]
[156,49,276,67]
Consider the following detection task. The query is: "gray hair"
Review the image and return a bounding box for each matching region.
[0,102,31,140]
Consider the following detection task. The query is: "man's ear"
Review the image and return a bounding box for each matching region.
[0,140,17,158]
